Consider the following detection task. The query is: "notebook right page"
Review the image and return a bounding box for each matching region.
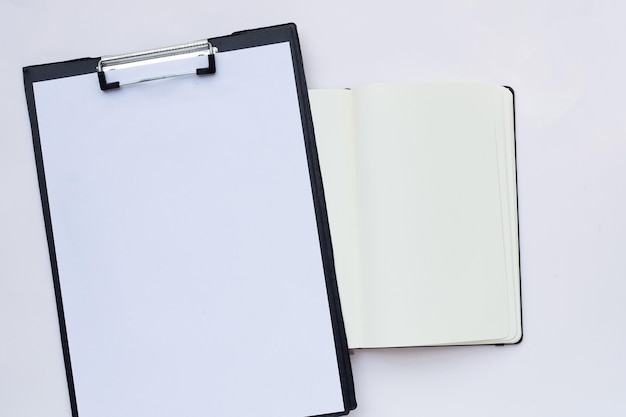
[353,83,518,347]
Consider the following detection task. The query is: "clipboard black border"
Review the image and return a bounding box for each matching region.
[23,23,356,417]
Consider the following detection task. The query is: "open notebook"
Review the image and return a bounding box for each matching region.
[310,83,522,349]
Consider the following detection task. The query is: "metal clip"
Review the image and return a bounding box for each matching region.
[97,40,217,90]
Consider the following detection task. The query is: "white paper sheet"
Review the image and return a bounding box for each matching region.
[33,42,344,417]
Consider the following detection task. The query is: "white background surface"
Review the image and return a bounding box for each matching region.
[1,0,625,416]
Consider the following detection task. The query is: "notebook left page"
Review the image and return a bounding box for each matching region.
[309,90,362,348]
[31,41,346,417]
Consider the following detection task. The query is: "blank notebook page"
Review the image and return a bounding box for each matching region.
[353,83,514,347]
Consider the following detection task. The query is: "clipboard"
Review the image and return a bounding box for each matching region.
[23,24,356,417]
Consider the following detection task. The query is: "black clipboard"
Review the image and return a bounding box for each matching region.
[23,23,356,417]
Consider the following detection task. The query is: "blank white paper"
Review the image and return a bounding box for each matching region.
[353,83,516,347]
[309,90,362,348]
[33,42,344,417]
